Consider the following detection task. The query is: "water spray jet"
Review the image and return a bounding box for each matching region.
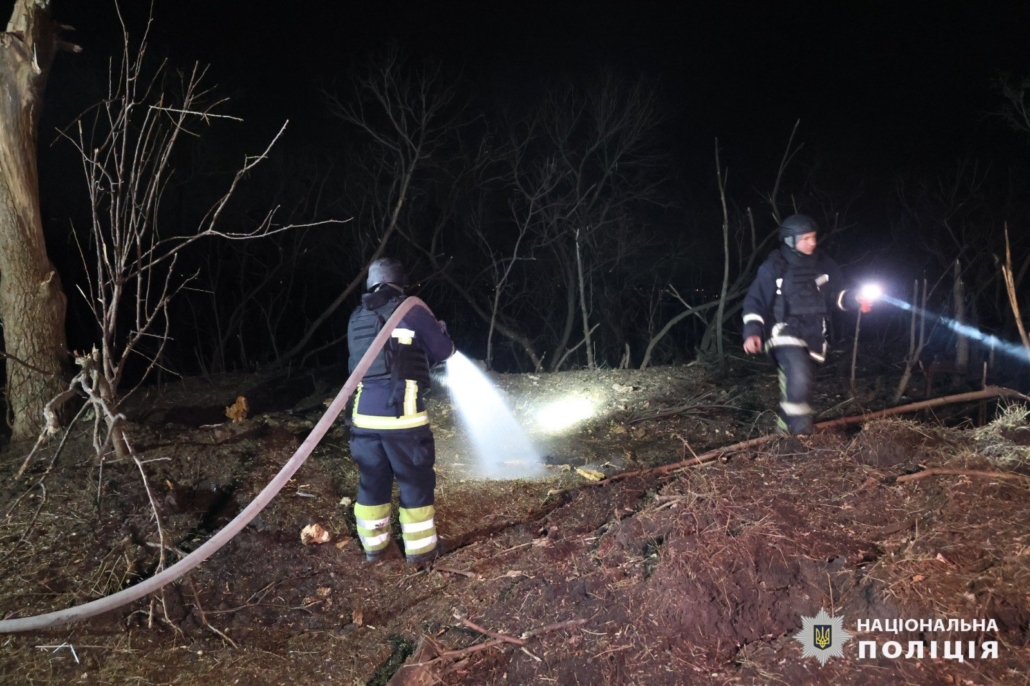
[444,352,544,479]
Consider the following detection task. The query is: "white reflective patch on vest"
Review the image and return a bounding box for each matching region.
[815,273,829,287]
[775,277,783,294]
[404,380,418,417]
[401,519,435,534]
[743,313,765,325]
[352,411,430,430]
[356,516,391,531]
[405,534,438,552]
[781,400,813,416]
[392,328,415,345]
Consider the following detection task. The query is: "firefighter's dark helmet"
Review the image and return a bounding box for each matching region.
[366,257,407,291]
[778,214,819,240]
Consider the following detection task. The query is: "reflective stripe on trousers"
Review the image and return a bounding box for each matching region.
[399,505,437,555]
[773,345,814,435]
[354,502,392,552]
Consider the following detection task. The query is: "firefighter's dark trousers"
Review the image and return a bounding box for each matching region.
[771,345,814,435]
[349,426,438,556]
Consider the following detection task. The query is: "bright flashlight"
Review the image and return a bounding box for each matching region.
[859,282,883,302]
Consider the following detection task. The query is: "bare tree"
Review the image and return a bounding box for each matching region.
[45,12,327,459]
[1000,224,1030,360]
[893,161,1002,369]
[488,73,665,370]
[892,278,929,403]
[998,73,1030,138]
[277,47,460,364]
[713,141,731,372]
[652,123,801,368]
[549,74,665,369]
[0,0,80,439]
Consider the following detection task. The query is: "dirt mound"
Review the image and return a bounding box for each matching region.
[848,418,958,469]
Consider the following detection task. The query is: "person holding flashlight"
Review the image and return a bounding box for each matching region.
[741,215,875,435]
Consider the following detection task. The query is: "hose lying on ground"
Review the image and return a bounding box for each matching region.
[1,331,1021,632]
[0,297,432,633]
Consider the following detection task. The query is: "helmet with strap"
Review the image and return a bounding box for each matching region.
[366,257,407,291]
[778,214,819,250]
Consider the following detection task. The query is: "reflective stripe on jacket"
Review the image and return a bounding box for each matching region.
[742,245,851,362]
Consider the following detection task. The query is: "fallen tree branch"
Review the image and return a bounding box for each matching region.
[404,617,587,671]
[407,637,506,667]
[896,468,1030,484]
[435,566,476,578]
[815,386,1027,430]
[456,615,525,646]
[589,386,1028,487]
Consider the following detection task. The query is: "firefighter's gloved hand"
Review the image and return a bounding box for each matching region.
[855,293,874,313]
[855,284,881,313]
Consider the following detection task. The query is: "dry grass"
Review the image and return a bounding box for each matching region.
[972,402,1030,465]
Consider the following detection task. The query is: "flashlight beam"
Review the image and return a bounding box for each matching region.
[882,295,1030,363]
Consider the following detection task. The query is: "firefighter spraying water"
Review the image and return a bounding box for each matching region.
[346,258,455,565]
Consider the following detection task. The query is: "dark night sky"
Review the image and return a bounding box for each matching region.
[5,0,1030,368]
[23,0,1030,176]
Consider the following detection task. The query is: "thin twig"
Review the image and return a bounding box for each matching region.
[0,349,62,377]
[187,577,239,649]
[16,400,89,480]
[126,436,166,574]
[404,617,588,669]
[17,484,47,544]
[896,468,1029,484]
[456,615,525,646]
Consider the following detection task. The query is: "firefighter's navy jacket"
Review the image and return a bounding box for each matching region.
[742,245,855,362]
[347,287,455,430]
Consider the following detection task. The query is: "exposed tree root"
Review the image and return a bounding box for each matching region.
[896,468,1030,484]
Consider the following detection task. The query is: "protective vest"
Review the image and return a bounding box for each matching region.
[771,250,828,324]
[347,290,431,388]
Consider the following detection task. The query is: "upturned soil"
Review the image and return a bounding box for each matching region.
[1,353,1029,685]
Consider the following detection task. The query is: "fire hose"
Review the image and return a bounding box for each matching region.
[0,297,433,633]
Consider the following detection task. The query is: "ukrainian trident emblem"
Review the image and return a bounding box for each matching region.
[794,608,851,665]
[813,624,832,649]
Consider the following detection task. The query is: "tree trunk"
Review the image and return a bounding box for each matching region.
[953,259,968,373]
[0,1,70,439]
[548,246,577,372]
[574,230,594,369]
[714,142,730,374]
